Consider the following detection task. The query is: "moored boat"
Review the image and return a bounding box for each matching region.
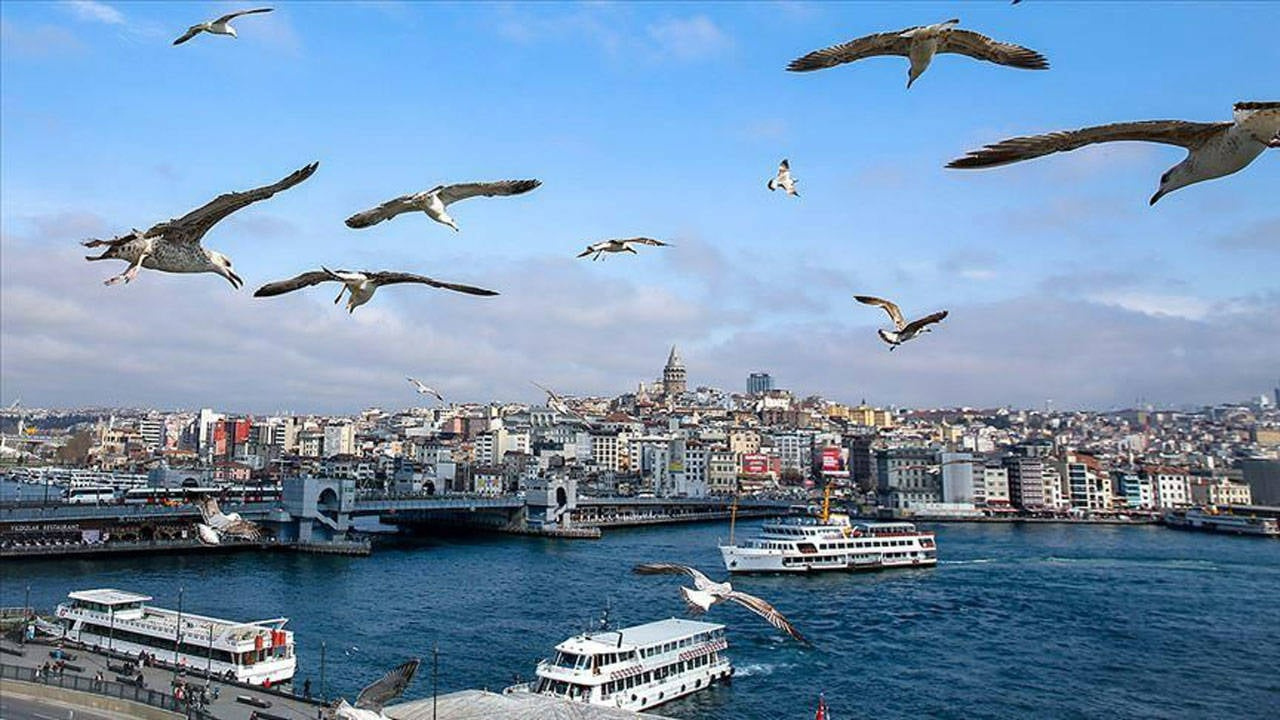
[55,588,295,685]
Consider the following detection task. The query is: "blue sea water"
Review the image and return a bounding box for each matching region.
[3,520,1278,719]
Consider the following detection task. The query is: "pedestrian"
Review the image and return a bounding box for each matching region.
[303,678,311,699]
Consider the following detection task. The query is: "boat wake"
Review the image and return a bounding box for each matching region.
[940,558,997,566]
[736,662,790,677]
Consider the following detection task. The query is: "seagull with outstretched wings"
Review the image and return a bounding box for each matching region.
[854,295,948,350]
[767,159,799,196]
[406,377,445,404]
[948,101,1280,204]
[195,497,262,542]
[173,8,273,45]
[254,268,499,313]
[345,180,541,232]
[575,237,670,261]
[83,162,317,288]
[327,659,420,720]
[787,18,1048,88]
[633,563,807,643]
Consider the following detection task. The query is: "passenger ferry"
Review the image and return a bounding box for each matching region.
[56,589,295,686]
[719,488,938,573]
[506,617,732,712]
[1164,507,1279,537]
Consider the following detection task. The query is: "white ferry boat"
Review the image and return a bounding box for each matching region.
[507,617,732,712]
[719,490,938,573]
[56,589,296,686]
[1164,508,1279,537]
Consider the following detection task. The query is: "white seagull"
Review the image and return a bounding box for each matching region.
[948,101,1280,204]
[173,8,273,45]
[195,497,262,542]
[575,237,670,261]
[254,268,499,313]
[406,377,445,404]
[531,381,586,422]
[633,563,807,643]
[787,18,1048,87]
[83,162,317,288]
[326,659,420,720]
[194,523,221,546]
[345,180,541,232]
[854,295,948,350]
[767,159,799,196]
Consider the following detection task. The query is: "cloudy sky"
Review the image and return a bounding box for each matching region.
[1,1,1277,414]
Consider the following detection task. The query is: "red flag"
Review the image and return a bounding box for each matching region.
[815,693,828,720]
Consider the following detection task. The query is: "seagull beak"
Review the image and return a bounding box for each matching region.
[1148,189,1166,206]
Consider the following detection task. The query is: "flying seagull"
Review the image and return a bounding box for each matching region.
[575,237,670,261]
[948,101,1280,204]
[83,162,317,288]
[194,497,262,542]
[345,180,541,232]
[254,268,499,313]
[173,8,273,45]
[326,659,420,720]
[854,295,948,350]
[767,159,799,196]
[787,19,1048,87]
[406,377,445,404]
[633,563,807,643]
[531,381,586,422]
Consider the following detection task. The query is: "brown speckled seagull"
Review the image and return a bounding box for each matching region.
[82,162,318,288]
[254,268,498,313]
[948,102,1280,204]
[787,19,1048,87]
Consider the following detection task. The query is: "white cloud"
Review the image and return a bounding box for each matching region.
[646,15,732,61]
[63,1,125,26]
[1084,291,1212,321]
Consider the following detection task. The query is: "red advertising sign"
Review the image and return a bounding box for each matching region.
[742,454,769,475]
[821,446,842,472]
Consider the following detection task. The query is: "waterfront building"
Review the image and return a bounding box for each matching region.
[979,464,1010,506]
[747,373,774,395]
[940,452,975,503]
[1146,466,1192,509]
[707,449,738,495]
[1241,459,1280,505]
[1004,456,1046,509]
[876,447,942,510]
[323,424,356,458]
[1189,477,1253,506]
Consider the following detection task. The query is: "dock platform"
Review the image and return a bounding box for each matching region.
[389,689,648,719]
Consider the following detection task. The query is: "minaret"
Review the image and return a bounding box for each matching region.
[663,346,687,397]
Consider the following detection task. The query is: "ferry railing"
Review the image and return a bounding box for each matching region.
[0,661,215,718]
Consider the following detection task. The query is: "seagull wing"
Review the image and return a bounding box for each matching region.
[436,179,542,207]
[344,193,424,229]
[621,237,670,247]
[903,310,949,335]
[854,295,906,330]
[787,29,917,72]
[947,120,1232,169]
[939,29,1049,69]
[633,563,715,590]
[170,162,319,244]
[222,517,262,541]
[253,270,336,298]
[172,25,204,45]
[354,659,420,712]
[723,591,807,643]
[1233,102,1280,143]
[214,7,274,24]
[366,271,500,297]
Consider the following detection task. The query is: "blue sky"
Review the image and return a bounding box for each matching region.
[1,1,1277,413]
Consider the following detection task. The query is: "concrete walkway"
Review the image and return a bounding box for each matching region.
[1,637,326,720]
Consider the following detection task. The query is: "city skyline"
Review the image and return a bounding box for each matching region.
[3,1,1278,412]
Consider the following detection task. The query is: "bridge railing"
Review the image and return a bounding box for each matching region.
[0,661,214,718]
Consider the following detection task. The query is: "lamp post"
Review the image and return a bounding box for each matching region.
[109,605,115,655]
[432,643,439,720]
[173,586,184,683]
[206,623,213,680]
[319,640,326,702]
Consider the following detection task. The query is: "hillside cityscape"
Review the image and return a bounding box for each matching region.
[5,347,1279,513]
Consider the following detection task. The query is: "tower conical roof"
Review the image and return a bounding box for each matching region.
[666,345,684,369]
